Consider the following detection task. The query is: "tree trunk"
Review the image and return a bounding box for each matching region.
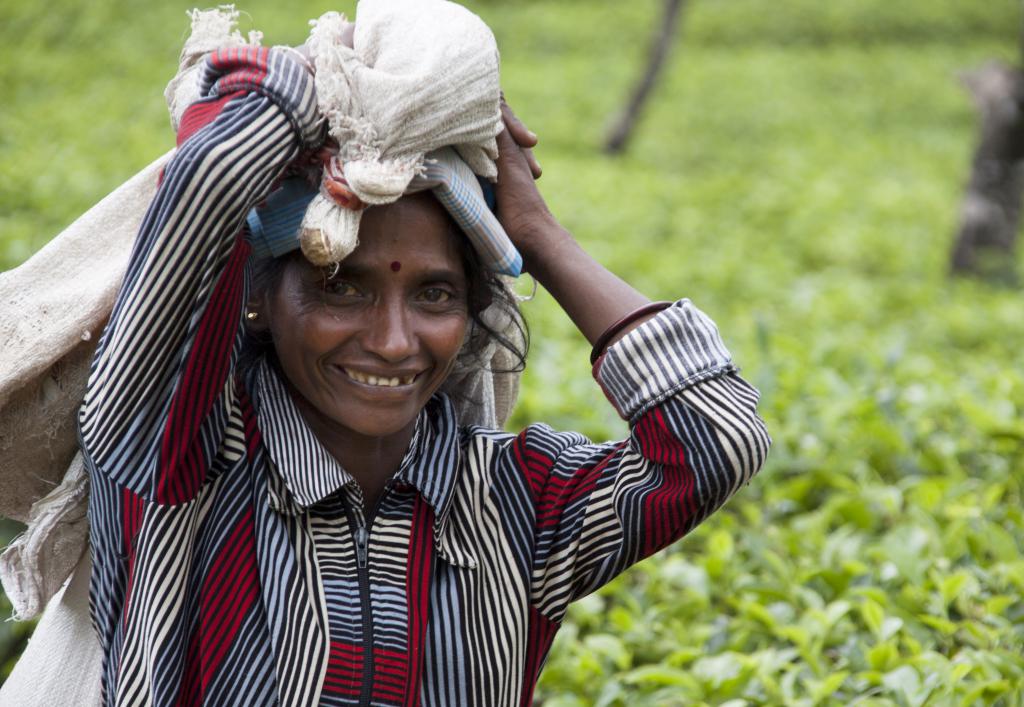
[949,61,1024,282]
[604,0,687,154]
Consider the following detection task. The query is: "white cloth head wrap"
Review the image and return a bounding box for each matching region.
[299,1,507,266]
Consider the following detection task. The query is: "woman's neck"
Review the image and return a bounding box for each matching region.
[327,427,414,512]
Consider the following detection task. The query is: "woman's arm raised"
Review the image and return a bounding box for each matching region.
[494,102,653,353]
[79,47,321,503]
[493,102,770,619]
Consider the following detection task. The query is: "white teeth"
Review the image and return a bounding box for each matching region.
[345,369,413,387]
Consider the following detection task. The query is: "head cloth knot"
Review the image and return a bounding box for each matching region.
[286,0,519,275]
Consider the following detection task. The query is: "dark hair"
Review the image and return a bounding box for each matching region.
[451,222,529,374]
[237,224,529,381]
[237,254,289,381]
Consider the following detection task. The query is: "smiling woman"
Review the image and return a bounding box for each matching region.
[1,1,769,705]
[253,193,478,507]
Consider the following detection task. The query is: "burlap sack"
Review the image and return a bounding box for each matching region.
[0,154,168,707]
[0,154,172,622]
[300,0,504,264]
[0,550,102,707]
[0,154,172,525]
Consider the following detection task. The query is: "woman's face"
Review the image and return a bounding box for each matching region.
[261,192,469,445]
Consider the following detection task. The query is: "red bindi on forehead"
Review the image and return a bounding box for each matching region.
[390,261,401,272]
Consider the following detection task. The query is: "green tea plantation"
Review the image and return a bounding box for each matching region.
[1,0,1021,704]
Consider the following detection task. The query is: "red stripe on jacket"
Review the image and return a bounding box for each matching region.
[157,237,249,504]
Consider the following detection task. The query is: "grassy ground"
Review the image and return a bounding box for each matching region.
[1,0,1022,704]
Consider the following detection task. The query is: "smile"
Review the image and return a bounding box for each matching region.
[343,368,418,388]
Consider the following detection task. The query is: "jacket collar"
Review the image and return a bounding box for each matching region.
[255,360,355,511]
[391,394,461,530]
[252,360,467,564]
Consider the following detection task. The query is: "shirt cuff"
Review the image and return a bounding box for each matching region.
[594,299,737,422]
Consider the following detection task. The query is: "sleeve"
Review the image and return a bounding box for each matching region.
[78,46,322,505]
[521,299,771,621]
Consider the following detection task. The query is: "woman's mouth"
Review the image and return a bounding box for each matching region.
[342,368,418,388]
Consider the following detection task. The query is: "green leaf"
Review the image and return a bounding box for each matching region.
[983,595,1014,617]
[592,680,624,707]
[882,666,922,705]
[867,641,900,672]
[691,653,755,696]
[982,522,1020,563]
[919,615,958,636]
[583,634,632,671]
[778,625,810,649]
[939,571,972,607]
[621,666,699,691]
[810,671,849,702]
[879,616,903,642]
[860,599,885,637]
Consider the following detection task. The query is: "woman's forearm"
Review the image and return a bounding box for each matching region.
[80,48,318,498]
[517,222,653,348]
[492,114,659,352]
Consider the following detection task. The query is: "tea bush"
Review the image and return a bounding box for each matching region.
[1,0,1021,703]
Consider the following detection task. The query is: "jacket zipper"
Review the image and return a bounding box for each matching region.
[355,525,369,568]
[346,484,391,707]
[353,516,373,707]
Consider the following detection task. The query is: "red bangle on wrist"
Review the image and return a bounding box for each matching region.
[589,301,673,365]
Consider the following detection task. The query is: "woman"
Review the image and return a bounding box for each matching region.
[78,9,770,707]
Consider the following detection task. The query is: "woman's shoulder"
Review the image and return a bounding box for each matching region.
[457,418,618,475]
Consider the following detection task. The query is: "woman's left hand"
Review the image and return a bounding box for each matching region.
[502,97,542,179]
[494,98,651,348]
[495,98,564,265]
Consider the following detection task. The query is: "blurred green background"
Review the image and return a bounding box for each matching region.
[2,0,1022,704]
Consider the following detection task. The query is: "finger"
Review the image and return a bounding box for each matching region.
[521,146,542,180]
[500,99,538,148]
[498,101,542,178]
[495,128,542,184]
[494,128,519,168]
[495,128,532,177]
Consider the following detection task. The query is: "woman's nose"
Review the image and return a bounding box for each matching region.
[363,299,416,362]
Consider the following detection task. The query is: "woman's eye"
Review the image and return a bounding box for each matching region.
[420,287,453,304]
[326,280,361,297]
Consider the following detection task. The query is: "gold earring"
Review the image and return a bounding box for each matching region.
[246,311,259,321]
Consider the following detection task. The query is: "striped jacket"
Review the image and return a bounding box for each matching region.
[79,47,770,706]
